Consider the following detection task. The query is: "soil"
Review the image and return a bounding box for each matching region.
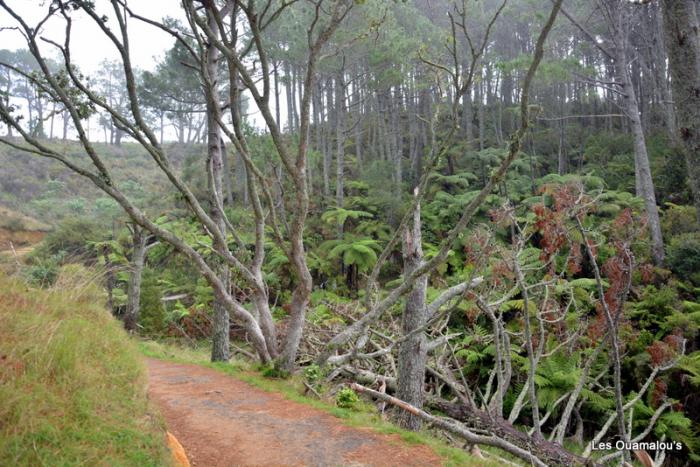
[0,227,45,253]
[146,358,445,467]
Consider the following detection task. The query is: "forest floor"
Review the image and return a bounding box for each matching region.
[146,358,446,466]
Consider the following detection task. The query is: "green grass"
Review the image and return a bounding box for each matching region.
[140,340,500,467]
[0,268,170,467]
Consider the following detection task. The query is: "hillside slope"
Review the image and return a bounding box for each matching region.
[0,267,169,466]
[0,141,195,225]
[0,205,50,254]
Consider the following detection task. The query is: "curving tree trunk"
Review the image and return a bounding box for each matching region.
[614,46,665,265]
[601,0,665,265]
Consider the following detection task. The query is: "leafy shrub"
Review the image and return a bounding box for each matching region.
[662,203,699,238]
[137,269,168,336]
[259,364,290,379]
[336,387,360,409]
[667,233,700,285]
[23,252,64,287]
[4,216,25,232]
[30,218,106,262]
[303,364,324,384]
[66,198,87,214]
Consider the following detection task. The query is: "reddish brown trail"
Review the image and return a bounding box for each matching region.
[146,358,444,466]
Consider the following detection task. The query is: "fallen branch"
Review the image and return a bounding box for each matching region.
[8,241,21,267]
[161,293,190,302]
[350,383,548,466]
[303,382,322,399]
[430,399,592,466]
[230,343,257,361]
[340,366,397,391]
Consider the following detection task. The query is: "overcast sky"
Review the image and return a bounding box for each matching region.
[0,1,270,138]
[0,1,182,73]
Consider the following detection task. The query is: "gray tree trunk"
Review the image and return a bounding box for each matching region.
[462,83,474,149]
[396,199,428,431]
[284,60,294,132]
[124,225,148,332]
[335,69,345,225]
[205,10,230,362]
[653,6,677,139]
[557,84,568,175]
[613,25,665,265]
[477,77,485,151]
[393,86,403,192]
[2,74,11,137]
[62,109,68,140]
[274,61,281,128]
[221,138,233,206]
[661,0,700,220]
[323,78,333,198]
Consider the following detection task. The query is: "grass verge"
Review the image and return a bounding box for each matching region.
[0,267,170,466]
[140,339,501,467]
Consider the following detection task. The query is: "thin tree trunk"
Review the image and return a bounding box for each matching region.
[49,102,55,139]
[274,61,281,128]
[285,60,294,132]
[323,78,333,198]
[353,66,363,172]
[463,81,474,149]
[124,225,148,332]
[3,74,11,137]
[477,75,485,151]
[102,245,116,315]
[62,109,68,140]
[335,69,345,236]
[393,85,403,192]
[558,84,567,175]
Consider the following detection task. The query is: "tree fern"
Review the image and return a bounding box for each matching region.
[678,352,700,386]
[322,236,381,273]
[321,207,373,228]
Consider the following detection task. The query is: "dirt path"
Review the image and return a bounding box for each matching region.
[146,358,445,467]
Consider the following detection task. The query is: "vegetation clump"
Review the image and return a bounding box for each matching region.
[0,268,168,466]
[335,387,360,409]
[667,233,700,285]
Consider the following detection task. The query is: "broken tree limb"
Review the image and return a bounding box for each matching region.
[319,0,564,366]
[426,277,484,319]
[340,366,397,392]
[430,399,593,466]
[350,383,548,466]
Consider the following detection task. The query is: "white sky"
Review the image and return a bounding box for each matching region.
[0,1,181,73]
[0,1,270,139]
